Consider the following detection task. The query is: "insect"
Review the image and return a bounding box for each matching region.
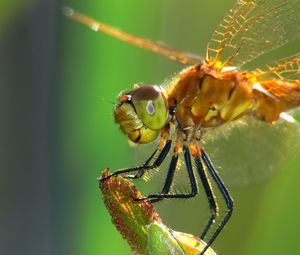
[63,0,300,254]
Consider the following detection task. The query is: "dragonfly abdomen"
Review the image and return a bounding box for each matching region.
[252,80,300,123]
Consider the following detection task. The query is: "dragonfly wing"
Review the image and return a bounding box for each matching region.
[206,0,300,68]
[251,53,300,109]
[63,7,203,65]
[255,53,300,82]
[201,110,300,186]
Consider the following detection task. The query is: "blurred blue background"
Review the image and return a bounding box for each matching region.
[2,0,300,255]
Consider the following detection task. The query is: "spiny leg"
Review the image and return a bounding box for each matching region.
[100,140,172,182]
[199,149,234,255]
[135,148,198,203]
[146,153,179,203]
[194,155,217,240]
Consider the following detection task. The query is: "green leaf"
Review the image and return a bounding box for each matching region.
[146,221,184,255]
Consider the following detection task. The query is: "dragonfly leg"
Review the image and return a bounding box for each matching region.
[99,140,172,182]
[134,148,198,203]
[144,153,178,203]
[199,149,234,255]
[194,155,218,240]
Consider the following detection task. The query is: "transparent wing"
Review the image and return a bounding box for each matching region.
[255,53,300,82]
[251,53,300,105]
[206,0,300,68]
[63,7,202,65]
[202,109,300,186]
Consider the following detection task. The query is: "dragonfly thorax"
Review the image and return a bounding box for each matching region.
[165,64,253,129]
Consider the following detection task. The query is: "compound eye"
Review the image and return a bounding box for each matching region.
[131,85,168,130]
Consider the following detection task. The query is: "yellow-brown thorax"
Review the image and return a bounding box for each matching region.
[165,63,300,129]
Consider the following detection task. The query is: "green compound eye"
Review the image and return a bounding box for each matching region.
[131,85,168,130]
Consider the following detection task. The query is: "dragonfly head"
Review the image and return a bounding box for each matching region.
[114,85,168,144]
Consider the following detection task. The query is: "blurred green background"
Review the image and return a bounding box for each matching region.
[2,0,300,254]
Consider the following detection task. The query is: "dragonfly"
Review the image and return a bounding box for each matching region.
[63,0,300,254]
